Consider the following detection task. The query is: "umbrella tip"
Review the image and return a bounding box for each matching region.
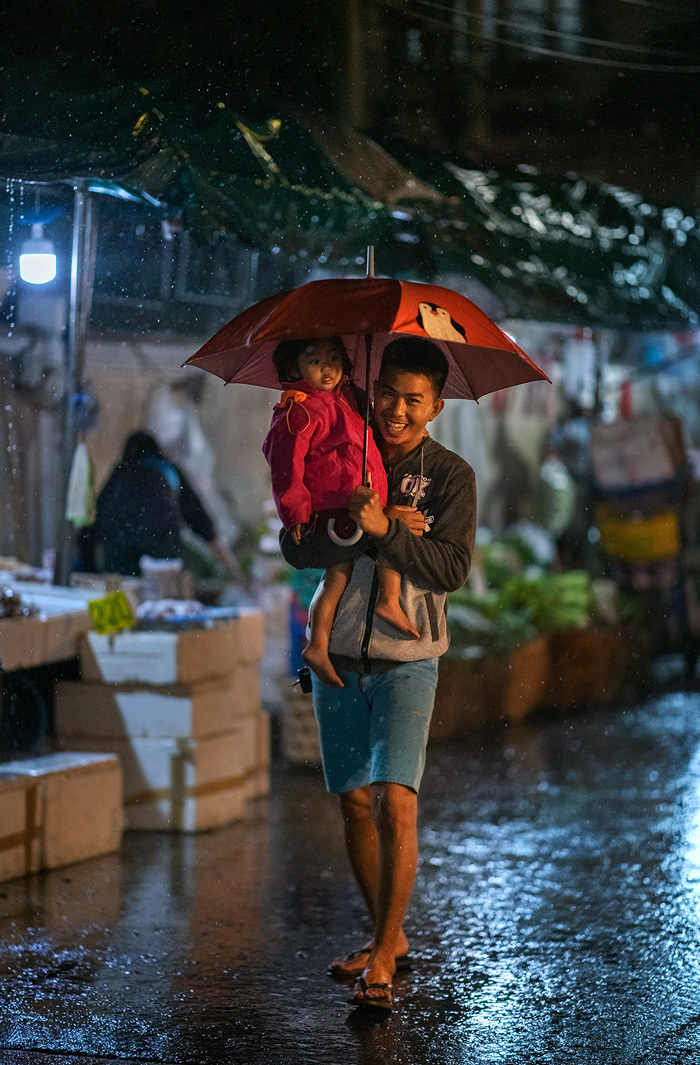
[366,245,375,279]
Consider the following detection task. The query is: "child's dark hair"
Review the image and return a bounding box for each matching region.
[272,336,352,384]
[379,337,449,397]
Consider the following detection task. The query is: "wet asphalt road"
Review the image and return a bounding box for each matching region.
[4,678,700,1064]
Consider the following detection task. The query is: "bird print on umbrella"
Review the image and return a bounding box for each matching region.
[416,302,467,343]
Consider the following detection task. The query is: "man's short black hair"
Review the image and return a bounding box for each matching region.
[379,337,449,397]
[272,336,352,384]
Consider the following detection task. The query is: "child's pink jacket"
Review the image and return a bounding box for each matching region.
[262,380,388,529]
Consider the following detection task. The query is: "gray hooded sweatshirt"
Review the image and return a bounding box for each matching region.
[326,435,477,673]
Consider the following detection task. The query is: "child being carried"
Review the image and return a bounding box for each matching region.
[262,336,419,689]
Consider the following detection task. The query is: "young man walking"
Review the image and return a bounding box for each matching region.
[309,336,477,1010]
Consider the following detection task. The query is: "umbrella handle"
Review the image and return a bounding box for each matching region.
[327,518,363,547]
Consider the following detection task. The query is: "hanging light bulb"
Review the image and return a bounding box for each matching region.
[19,222,57,285]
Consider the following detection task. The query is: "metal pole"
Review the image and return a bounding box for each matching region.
[54,182,89,586]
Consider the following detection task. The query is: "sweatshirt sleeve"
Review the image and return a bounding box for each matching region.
[262,406,315,529]
[375,459,476,593]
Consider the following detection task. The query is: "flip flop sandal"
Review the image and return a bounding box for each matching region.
[351,976,394,1011]
[327,947,411,978]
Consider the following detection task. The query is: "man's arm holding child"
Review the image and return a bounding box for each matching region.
[349,460,476,593]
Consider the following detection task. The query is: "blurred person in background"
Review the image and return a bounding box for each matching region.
[77,430,238,578]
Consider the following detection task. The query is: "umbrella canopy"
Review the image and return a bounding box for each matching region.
[184,276,549,402]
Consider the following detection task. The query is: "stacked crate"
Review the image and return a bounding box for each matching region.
[0,752,123,881]
[54,609,270,832]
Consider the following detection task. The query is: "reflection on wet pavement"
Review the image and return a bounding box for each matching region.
[3,691,700,1062]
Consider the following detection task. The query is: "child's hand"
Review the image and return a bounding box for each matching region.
[385,505,424,536]
[291,523,304,545]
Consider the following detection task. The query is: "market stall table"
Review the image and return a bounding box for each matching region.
[0,581,98,672]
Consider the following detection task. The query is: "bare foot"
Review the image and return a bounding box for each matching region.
[375,599,420,639]
[302,644,344,688]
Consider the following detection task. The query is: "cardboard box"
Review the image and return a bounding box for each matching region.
[0,616,47,672]
[0,753,123,871]
[0,774,42,882]
[55,718,262,832]
[54,666,262,741]
[42,610,93,665]
[79,610,264,686]
[0,610,92,671]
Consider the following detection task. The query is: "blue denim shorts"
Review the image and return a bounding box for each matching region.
[311,659,439,794]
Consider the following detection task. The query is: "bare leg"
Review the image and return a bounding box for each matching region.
[328,785,410,980]
[340,787,380,920]
[374,561,420,639]
[351,782,418,1005]
[302,561,351,688]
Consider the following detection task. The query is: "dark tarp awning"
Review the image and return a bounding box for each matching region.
[366,133,700,332]
[0,63,393,262]
[0,54,698,330]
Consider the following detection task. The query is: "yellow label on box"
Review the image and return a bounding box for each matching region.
[88,591,135,634]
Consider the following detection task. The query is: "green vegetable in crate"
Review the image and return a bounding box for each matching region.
[446,585,537,656]
[497,570,592,633]
[534,571,591,631]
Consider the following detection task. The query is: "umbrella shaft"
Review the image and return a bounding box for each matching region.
[362,332,372,487]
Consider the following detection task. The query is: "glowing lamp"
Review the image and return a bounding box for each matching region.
[19,223,57,285]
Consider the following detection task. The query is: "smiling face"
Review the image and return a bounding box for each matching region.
[296,339,345,392]
[373,366,444,461]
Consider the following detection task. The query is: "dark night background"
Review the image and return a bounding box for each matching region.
[3,0,700,208]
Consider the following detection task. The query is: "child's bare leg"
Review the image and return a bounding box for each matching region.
[374,561,420,639]
[302,561,352,688]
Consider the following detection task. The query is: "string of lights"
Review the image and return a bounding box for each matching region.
[404,0,700,59]
[371,0,700,73]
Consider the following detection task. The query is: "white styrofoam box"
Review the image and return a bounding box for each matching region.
[0,753,123,871]
[0,774,42,882]
[79,610,264,686]
[55,717,260,832]
[54,665,263,742]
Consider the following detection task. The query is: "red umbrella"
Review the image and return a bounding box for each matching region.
[185,276,547,400]
[184,259,549,486]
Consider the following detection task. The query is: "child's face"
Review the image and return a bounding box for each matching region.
[296,340,344,391]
